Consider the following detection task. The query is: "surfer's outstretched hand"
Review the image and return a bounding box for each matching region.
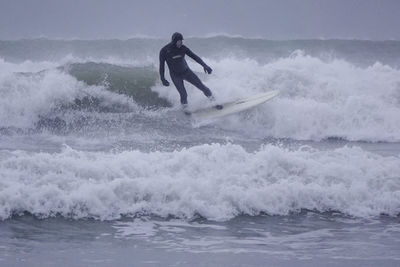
[204,65,212,74]
[161,79,170,86]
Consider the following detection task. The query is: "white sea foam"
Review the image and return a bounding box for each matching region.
[0,60,139,128]
[154,52,400,141]
[0,143,399,220]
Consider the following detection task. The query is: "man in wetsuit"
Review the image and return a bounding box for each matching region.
[159,32,215,111]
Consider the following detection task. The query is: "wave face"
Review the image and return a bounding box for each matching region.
[67,62,170,107]
[1,144,399,221]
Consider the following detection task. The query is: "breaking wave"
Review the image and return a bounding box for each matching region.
[0,143,399,220]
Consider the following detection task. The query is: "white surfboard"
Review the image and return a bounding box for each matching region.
[190,90,279,120]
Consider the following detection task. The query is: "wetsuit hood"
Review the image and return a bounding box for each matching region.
[171,32,184,45]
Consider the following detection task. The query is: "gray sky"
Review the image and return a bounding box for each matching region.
[0,0,399,40]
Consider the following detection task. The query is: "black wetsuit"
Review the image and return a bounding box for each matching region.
[159,38,212,105]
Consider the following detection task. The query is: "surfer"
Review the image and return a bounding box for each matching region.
[159,32,215,111]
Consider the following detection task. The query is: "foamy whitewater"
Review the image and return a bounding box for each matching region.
[0,37,400,266]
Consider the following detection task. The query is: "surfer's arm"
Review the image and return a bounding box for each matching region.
[159,49,170,86]
[159,49,166,80]
[185,46,212,74]
[185,46,207,67]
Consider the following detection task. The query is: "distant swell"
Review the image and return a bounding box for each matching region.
[0,144,399,220]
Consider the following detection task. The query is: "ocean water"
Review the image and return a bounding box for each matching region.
[0,37,399,266]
